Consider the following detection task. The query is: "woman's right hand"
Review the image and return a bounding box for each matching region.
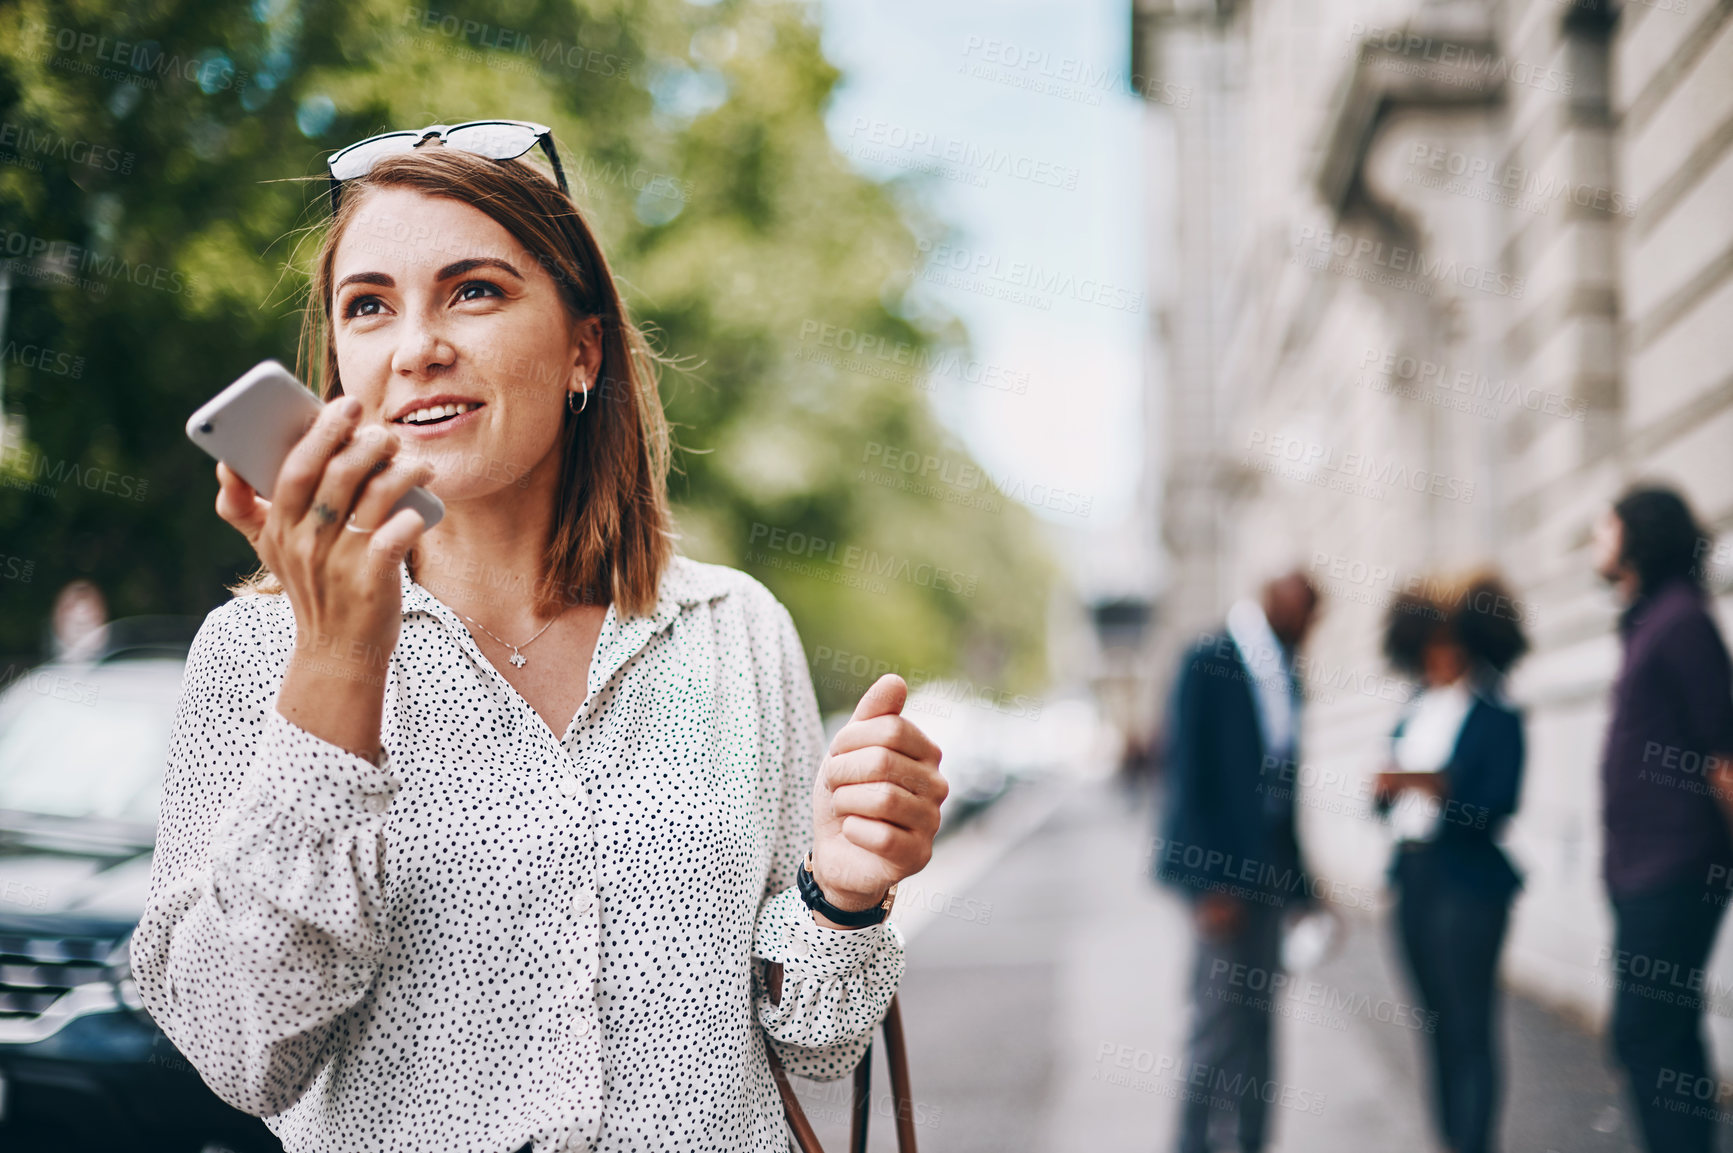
[1374,770,1448,803]
[1195,891,1244,941]
[214,395,434,761]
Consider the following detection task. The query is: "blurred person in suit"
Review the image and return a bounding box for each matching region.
[1374,572,1529,1153]
[1592,485,1733,1153]
[1151,570,1321,1153]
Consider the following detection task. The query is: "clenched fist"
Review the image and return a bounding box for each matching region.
[809,674,947,918]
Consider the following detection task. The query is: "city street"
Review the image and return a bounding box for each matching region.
[5,0,1733,1148]
[793,775,1659,1153]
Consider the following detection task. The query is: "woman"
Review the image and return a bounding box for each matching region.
[1374,572,1528,1153]
[132,122,947,1153]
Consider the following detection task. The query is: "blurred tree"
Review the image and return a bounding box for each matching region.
[0,0,1056,708]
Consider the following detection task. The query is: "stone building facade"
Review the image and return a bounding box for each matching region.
[1129,0,1733,1046]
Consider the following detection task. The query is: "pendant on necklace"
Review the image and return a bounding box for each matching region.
[510,652,527,668]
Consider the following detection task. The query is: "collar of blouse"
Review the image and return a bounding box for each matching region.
[393,554,737,719]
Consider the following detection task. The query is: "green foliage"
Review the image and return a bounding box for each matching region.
[0,0,1056,708]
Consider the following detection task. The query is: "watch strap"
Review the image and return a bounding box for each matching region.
[796,853,894,928]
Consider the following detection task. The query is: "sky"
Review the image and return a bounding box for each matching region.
[816,0,1151,597]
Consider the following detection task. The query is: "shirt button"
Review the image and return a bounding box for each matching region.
[789,938,811,959]
[559,775,581,798]
[571,888,596,917]
[574,1016,593,1038]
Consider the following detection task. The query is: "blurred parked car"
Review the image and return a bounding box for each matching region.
[0,616,278,1152]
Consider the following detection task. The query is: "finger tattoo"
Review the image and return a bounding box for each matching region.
[312,502,340,526]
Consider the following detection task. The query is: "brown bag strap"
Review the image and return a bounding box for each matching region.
[880,993,919,1151]
[763,962,918,1153]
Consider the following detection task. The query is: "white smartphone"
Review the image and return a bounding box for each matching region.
[185,359,445,529]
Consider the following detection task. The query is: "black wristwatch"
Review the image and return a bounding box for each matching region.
[796,852,896,928]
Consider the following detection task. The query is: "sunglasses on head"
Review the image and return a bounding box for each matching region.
[325,119,568,213]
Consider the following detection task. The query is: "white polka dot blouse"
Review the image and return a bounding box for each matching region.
[132,553,907,1153]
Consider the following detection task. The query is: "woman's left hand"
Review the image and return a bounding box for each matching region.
[810,675,947,914]
[1374,770,1450,801]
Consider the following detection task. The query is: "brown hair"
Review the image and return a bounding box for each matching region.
[231,145,674,618]
[1381,568,1529,678]
[1381,589,1446,677]
[1447,570,1529,675]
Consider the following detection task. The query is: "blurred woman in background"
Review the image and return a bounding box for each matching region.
[1375,571,1530,1153]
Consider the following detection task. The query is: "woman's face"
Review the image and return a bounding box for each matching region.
[328,186,600,505]
[1422,636,1468,688]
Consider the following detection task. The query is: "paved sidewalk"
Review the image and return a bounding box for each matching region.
[792,774,1657,1152]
